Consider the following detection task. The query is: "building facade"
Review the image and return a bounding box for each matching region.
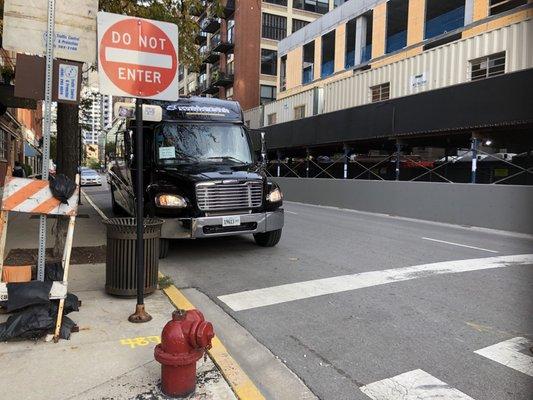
[81,87,112,147]
[0,49,43,183]
[179,0,342,110]
[243,0,532,185]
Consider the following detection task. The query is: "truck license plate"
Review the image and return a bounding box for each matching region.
[222,216,241,227]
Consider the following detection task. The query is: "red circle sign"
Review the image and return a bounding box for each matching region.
[99,18,177,97]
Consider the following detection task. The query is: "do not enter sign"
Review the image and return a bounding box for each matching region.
[97,12,179,100]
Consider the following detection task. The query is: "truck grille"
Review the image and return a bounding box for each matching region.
[196,181,263,211]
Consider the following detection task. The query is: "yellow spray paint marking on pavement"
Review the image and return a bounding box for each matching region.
[120,335,161,348]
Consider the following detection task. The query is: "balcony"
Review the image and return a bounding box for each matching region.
[211,32,234,54]
[222,0,235,18]
[201,46,220,64]
[201,80,219,95]
[195,31,207,46]
[200,17,221,33]
[212,70,234,88]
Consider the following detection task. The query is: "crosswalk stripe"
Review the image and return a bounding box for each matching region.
[474,337,533,377]
[360,369,476,400]
[218,254,533,311]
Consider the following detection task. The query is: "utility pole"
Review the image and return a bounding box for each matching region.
[37,0,56,280]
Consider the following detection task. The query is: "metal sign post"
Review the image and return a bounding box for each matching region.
[37,0,56,281]
[128,98,151,323]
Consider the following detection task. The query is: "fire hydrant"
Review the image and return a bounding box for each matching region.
[154,309,215,397]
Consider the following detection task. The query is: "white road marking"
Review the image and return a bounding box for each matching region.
[82,190,109,220]
[360,369,475,400]
[285,210,298,215]
[218,254,533,311]
[474,337,533,377]
[422,237,499,253]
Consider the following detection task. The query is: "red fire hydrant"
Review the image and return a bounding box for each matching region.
[154,309,215,397]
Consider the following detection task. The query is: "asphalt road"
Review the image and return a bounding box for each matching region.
[84,181,533,400]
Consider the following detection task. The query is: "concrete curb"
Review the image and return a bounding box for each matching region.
[159,274,266,400]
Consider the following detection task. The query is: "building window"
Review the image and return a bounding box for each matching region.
[334,0,347,6]
[262,13,287,41]
[178,65,185,81]
[280,55,287,92]
[292,18,309,33]
[345,18,357,69]
[267,113,277,125]
[0,128,7,161]
[489,0,527,15]
[260,85,277,104]
[294,105,306,119]
[386,0,408,54]
[370,82,390,102]
[293,0,329,14]
[225,86,234,100]
[425,0,465,40]
[321,30,335,78]
[261,49,278,75]
[302,41,315,84]
[264,0,288,5]
[470,52,506,81]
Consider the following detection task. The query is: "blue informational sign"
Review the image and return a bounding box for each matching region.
[57,63,79,102]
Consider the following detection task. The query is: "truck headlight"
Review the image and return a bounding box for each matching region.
[156,194,187,208]
[266,187,283,203]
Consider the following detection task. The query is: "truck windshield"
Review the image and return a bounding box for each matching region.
[156,123,253,165]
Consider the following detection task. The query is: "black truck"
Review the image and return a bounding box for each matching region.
[105,97,284,258]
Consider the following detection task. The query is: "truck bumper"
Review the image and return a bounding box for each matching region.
[160,209,284,239]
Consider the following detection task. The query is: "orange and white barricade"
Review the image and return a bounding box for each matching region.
[0,175,79,342]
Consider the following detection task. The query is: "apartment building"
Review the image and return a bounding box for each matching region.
[243,0,532,184]
[178,0,341,111]
[81,87,112,147]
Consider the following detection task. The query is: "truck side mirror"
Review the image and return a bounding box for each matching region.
[260,132,267,168]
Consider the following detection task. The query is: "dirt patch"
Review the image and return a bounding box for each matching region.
[5,245,107,265]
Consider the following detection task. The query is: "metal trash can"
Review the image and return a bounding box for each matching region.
[103,217,164,297]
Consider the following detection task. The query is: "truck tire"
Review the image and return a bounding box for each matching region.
[159,239,170,259]
[253,229,282,247]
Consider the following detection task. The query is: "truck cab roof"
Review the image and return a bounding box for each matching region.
[149,96,244,123]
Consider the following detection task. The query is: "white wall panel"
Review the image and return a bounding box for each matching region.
[325,20,532,113]
[263,88,316,125]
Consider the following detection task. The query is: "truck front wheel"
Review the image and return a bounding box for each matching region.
[253,229,282,247]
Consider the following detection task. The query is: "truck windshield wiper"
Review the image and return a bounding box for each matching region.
[204,156,249,164]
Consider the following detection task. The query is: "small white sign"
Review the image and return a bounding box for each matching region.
[114,102,163,121]
[410,72,427,89]
[3,0,97,63]
[57,63,79,101]
[159,147,176,159]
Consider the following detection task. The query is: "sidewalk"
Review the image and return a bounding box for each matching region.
[0,201,236,400]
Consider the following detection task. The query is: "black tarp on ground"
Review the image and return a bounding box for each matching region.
[254,69,533,151]
[0,262,79,341]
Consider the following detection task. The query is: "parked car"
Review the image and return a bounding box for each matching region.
[80,168,102,186]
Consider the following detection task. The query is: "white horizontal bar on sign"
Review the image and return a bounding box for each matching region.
[105,47,173,69]
[0,281,67,302]
[361,369,476,400]
[218,254,533,311]
[474,337,533,377]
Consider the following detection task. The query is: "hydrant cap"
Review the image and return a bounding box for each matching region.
[196,321,215,348]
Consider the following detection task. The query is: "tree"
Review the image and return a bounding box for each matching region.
[52,0,221,256]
